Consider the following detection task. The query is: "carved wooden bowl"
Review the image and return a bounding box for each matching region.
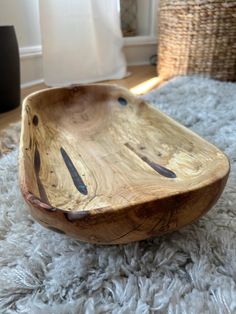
[19,84,230,244]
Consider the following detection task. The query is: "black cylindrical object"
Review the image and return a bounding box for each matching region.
[0,25,20,113]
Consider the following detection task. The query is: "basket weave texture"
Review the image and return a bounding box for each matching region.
[157,0,236,81]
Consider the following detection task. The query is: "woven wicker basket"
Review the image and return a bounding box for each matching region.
[157,0,236,81]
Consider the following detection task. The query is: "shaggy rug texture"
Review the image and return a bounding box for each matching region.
[0,76,236,314]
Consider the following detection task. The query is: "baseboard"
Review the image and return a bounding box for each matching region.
[124,43,157,67]
[19,40,157,87]
[19,36,157,58]
[20,46,42,59]
[124,36,157,47]
[21,79,44,89]
[127,60,151,66]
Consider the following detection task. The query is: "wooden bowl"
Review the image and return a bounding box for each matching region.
[19,84,230,244]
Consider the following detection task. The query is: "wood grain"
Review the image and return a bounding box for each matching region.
[0,65,158,134]
[19,84,230,244]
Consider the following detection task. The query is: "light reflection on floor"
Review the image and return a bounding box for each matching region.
[130,76,163,95]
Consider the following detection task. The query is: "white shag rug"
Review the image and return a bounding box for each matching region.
[0,76,236,314]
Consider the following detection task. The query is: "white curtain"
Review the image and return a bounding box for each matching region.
[39,0,127,86]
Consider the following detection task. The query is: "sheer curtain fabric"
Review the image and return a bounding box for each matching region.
[39,0,127,86]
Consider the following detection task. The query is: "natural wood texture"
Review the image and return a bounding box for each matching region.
[19,84,230,244]
[0,66,158,134]
[1,65,158,159]
[0,65,160,157]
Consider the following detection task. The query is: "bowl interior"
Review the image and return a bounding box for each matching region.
[20,84,229,213]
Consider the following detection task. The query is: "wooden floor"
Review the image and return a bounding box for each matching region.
[0,65,160,134]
